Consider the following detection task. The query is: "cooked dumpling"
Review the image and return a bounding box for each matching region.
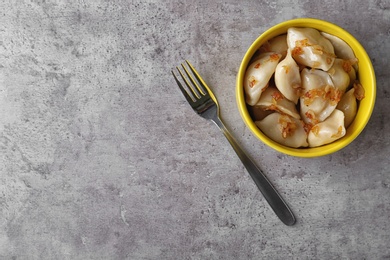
[308,109,346,147]
[259,34,288,59]
[287,27,335,71]
[254,86,300,119]
[327,58,351,92]
[337,88,357,128]
[300,68,342,124]
[274,49,302,104]
[321,32,358,70]
[244,52,282,105]
[255,113,308,148]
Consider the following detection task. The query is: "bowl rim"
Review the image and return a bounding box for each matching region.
[236,18,376,158]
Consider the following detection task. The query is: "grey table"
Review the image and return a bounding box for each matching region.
[1,0,389,259]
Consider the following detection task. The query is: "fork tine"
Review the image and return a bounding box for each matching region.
[185,60,209,95]
[176,66,201,100]
[171,70,195,103]
[185,60,218,105]
[181,62,206,97]
[173,61,218,106]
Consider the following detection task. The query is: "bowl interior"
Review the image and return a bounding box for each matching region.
[236,18,376,157]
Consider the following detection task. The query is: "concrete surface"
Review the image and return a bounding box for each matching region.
[1,0,390,259]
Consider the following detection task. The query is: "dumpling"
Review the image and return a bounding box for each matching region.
[254,86,300,119]
[308,109,346,147]
[287,27,336,71]
[336,88,357,128]
[259,34,288,59]
[274,49,302,104]
[327,58,350,92]
[255,113,308,148]
[300,68,342,124]
[321,32,358,71]
[244,52,282,106]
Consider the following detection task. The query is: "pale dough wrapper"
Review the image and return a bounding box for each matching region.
[244,52,282,106]
[287,27,335,71]
[300,68,341,124]
[337,88,357,128]
[274,49,302,104]
[321,31,358,71]
[327,58,351,93]
[258,34,288,59]
[308,109,346,147]
[254,86,301,119]
[256,113,308,148]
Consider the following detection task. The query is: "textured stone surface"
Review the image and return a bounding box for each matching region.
[1,0,389,259]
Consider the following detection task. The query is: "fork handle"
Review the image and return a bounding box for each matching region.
[213,118,296,226]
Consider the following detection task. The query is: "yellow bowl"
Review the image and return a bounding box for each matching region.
[236,18,376,158]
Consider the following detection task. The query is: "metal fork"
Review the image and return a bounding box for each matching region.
[172,60,296,226]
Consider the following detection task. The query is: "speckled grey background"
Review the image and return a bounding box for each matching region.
[1,0,389,259]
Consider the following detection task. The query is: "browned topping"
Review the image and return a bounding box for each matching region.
[303,122,313,134]
[269,53,280,62]
[305,110,316,120]
[342,60,353,73]
[295,40,324,56]
[278,115,297,138]
[292,47,304,56]
[331,126,344,138]
[310,125,320,137]
[312,45,324,55]
[303,85,341,106]
[296,39,309,47]
[304,110,320,125]
[292,83,304,96]
[254,63,261,69]
[353,81,365,100]
[271,91,284,102]
[249,76,257,88]
[324,85,342,105]
[303,88,323,106]
[282,65,290,74]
